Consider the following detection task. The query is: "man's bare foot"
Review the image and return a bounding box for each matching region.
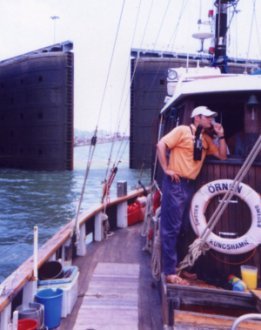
[166,274,189,285]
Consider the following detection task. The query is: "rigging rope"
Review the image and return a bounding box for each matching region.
[146,0,190,108]
[141,192,154,239]
[101,162,119,204]
[153,0,172,49]
[148,0,186,91]
[177,134,261,273]
[100,0,163,204]
[226,1,239,50]
[141,182,162,237]
[73,0,126,240]
[101,0,142,204]
[253,0,261,59]
[139,0,154,46]
[169,0,194,51]
[152,115,164,182]
[74,131,97,237]
[116,0,142,125]
[117,1,182,195]
[95,0,126,126]
[150,207,162,281]
[244,0,256,71]
[109,0,155,188]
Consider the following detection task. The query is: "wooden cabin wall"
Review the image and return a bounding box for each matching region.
[197,162,260,192]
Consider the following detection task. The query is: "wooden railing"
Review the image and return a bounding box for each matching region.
[0,187,147,330]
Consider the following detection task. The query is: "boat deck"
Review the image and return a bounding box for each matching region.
[161,274,261,329]
[74,262,139,329]
[60,223,163,330]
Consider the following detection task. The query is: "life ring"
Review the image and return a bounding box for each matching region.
[190,179,261,255]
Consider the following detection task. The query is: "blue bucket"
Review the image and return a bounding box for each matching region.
[35,288,63,329]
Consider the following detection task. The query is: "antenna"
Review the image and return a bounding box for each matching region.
[192,4,214,53]
[192,32,213,53]
[213,0,238,72]
[50,15,60,43]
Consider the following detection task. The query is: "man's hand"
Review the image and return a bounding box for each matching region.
[213,122,224,137]
[165,169,180,182]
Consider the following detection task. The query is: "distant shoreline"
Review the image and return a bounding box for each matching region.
[74,136,129,147]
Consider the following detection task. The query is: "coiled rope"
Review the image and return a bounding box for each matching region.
[177,134,261,273]
[141,192,153,240]
[151,207,162,281]
[140,180,162,280]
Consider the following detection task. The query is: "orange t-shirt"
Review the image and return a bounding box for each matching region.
[162,125,218,180]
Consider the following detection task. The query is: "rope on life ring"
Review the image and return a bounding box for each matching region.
[190,179,261,255]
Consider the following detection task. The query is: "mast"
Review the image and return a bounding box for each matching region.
[213,0,238,73]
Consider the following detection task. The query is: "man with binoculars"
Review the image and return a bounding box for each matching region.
[157,106,227,285]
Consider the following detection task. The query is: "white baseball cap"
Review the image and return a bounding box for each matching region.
[191,106,217,118]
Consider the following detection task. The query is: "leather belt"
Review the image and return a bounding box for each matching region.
[179,177,194,183]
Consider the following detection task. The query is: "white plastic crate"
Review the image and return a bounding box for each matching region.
[37,266,79,318]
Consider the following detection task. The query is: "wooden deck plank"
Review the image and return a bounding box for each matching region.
[73,262,140,330]
[60,224,163,330]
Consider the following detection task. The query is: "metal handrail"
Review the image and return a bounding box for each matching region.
[231,313,261,329]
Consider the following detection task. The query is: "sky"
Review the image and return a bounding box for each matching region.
[0,0,260,133]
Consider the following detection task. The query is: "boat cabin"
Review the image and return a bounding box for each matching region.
[158,70,261,282]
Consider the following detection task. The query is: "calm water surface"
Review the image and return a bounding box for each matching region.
[0,141,151,283]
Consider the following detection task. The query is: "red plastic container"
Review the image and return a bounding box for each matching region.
[127,201,144,226]
[18,319,37,330]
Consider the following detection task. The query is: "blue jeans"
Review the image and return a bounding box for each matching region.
[160,175,195,275]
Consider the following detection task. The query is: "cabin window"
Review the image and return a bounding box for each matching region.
[176,94,261,163]
[223,105,260,161]
[198,94,261,162]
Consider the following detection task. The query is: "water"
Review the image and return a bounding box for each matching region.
[0,141,151,283]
